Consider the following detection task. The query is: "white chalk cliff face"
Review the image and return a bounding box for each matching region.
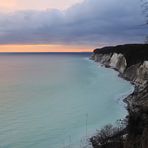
[92,53,112,64]
[91,53,127,73]
[136,61,148,84]
[109,53,127,73]
[91,53,148,85]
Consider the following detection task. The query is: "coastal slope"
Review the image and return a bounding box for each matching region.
[90,44,148,148]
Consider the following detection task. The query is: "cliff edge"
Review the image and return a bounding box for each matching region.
[90,44,148,148]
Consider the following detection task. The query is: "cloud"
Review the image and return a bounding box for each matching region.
[0,0,147,47]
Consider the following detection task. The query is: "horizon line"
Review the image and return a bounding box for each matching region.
[0,51,92,53]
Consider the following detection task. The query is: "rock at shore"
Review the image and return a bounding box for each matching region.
[90,44,148,148]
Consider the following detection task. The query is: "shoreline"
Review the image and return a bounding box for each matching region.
[90,44,148,148]
[94,61,135,106]
[94,61,136,109]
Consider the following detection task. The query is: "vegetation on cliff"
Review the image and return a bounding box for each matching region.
[94,44,148,67]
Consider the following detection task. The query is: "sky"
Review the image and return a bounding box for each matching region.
[0,0,147,52]
[0,0,83,11]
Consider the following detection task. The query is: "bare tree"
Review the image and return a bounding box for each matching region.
[141,0,148,23]
[90,120,127,148]
[141,0,148,43]
[145,36,148,43]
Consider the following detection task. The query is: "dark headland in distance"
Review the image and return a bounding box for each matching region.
[90,44,148,148]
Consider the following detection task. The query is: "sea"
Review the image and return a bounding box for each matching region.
[0,53,133,148]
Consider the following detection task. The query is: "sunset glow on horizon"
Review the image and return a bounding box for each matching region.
[0,0,83,12]
[0,44,92,53]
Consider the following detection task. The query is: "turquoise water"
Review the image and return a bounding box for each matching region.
[0,53,133,148]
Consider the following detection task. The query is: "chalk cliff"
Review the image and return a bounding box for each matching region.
[90,44,148,148]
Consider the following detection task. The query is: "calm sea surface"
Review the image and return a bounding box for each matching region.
[0,53,133,148]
